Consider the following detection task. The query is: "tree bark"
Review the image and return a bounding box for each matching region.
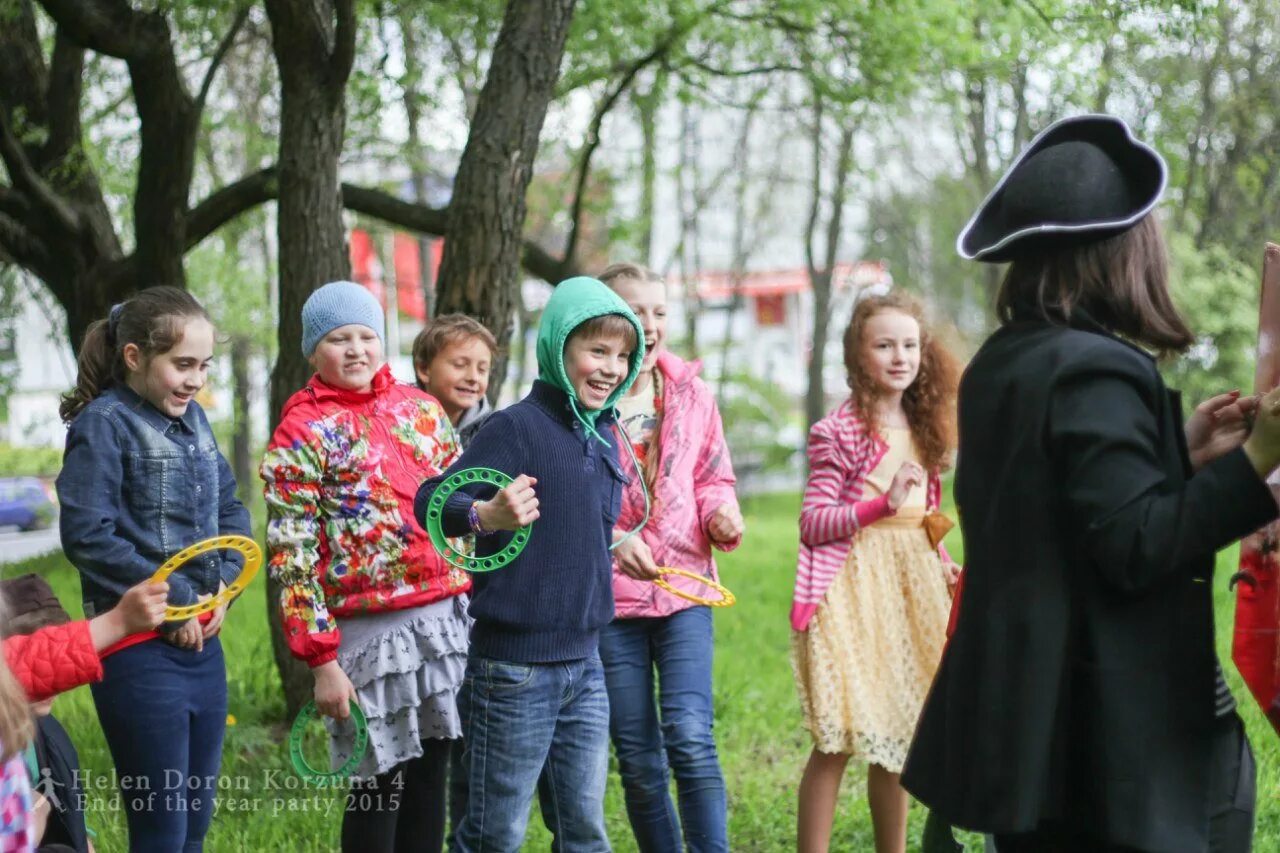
[803,95,855,433]
[1,1,249,349]
[634,72,665,265]
[434,0,579,401]
[263,0,357,718]
[230,334,254,504]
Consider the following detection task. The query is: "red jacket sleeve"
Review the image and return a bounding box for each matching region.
[2,621,103,702]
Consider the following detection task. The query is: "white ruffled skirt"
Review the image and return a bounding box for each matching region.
[326,595,471,778]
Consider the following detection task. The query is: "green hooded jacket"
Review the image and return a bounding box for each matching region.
[535,275,645,445]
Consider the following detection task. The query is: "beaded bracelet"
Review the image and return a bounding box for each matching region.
[468,500,492,536]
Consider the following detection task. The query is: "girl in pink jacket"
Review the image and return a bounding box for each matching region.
[599,263,743,853]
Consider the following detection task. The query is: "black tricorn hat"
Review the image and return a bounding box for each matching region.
[957,114,1167,263]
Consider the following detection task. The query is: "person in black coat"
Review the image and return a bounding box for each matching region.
[901,114,1280,853]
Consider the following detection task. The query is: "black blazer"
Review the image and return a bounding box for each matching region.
[902,313,1277,852]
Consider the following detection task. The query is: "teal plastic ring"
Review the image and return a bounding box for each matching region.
[289,700,368,782]
[424,467,532,573]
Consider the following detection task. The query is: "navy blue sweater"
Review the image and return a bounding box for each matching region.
[414,380,627,663]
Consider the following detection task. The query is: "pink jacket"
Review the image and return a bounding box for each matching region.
[611,352,741,618]
[790,400,949,632]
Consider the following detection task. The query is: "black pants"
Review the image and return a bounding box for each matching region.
[341,737,455,853]
[994,716,1255,853]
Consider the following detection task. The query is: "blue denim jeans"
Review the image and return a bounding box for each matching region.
[452,653,610,852]
[90,637,228,853]
[599,606,727,853]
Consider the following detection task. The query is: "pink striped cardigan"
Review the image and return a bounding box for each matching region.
[790,399,948,632]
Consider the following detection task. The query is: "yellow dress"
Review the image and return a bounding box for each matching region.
[791,426,953,771]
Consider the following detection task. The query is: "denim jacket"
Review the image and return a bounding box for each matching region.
[56,384,251,621]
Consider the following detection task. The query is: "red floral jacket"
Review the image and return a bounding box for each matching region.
[261,364,470,667]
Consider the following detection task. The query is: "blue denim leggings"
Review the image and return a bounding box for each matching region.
[90,637,227,853]
[599,606,728,853]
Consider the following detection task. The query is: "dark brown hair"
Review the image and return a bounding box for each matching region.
[60,286,212,423]
[600,262,665,499]
[411,314,499,389]
[996,214,1194,356]
[843,291,959,473]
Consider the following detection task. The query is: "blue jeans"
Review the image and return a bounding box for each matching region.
[599,606,727,853]
[90,637,228,853]
[452,653,610,852]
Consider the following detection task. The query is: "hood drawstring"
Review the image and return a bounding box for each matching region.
[569,394,613,448]
[609,416,651,551]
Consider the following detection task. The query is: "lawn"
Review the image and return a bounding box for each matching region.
[8,489,1280,851]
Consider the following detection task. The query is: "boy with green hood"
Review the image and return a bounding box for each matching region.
[416,276,645,852]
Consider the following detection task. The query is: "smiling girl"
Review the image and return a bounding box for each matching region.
[261,281,471,853]
[598,263,742,853]
[789,292,960,853]
[56,286,252,852]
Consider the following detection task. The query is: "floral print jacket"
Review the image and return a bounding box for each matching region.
[261,364,470,667]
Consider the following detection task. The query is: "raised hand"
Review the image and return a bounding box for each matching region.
[475,474,540,531]
[886,461,926,511]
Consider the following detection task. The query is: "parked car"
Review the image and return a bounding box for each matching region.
[0,477,57,531]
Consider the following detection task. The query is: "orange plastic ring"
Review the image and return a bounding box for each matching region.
[653,567,735,608]
[149,535,262,621]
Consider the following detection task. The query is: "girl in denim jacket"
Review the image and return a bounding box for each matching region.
[56,286,251,853]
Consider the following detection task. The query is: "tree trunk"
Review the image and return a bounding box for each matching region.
[230,334,253,505]
[264,0,356,718]
[805,269,835,430]
[678,99,702,360]
[803,100,855,433]
[434,0,579,401]
[634,72,664,265]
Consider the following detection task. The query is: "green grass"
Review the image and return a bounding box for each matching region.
[8,490,1280,850]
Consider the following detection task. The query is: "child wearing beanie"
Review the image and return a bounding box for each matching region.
[261,280,470,853]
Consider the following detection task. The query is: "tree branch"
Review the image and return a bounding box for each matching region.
[0,110,80,236]
[562,36,677,269]
[0,186,32,220]
[341,183,571,283]
[0,210,53,273]
[196,5,252,114]
[185,167,279,249]
[185,169,572,285]
[804,93,823,277]
[42,31,87,168]
[36,0,142,58]
[332,0,358,84]
[824,124,855,273]
[682,56,804,78]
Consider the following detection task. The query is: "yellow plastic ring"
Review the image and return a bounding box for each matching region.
[653,567,735,608]
[149,535,263,621]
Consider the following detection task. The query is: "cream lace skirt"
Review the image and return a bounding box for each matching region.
[791,511,953,772]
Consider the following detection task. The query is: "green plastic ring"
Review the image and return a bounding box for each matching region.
[425,467,532,573]
[289,700,368,782]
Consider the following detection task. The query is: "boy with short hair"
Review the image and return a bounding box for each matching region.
[412,314,500,447]
[416,277,644,852]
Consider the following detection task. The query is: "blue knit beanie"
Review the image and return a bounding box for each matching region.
[300,281,386,356]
